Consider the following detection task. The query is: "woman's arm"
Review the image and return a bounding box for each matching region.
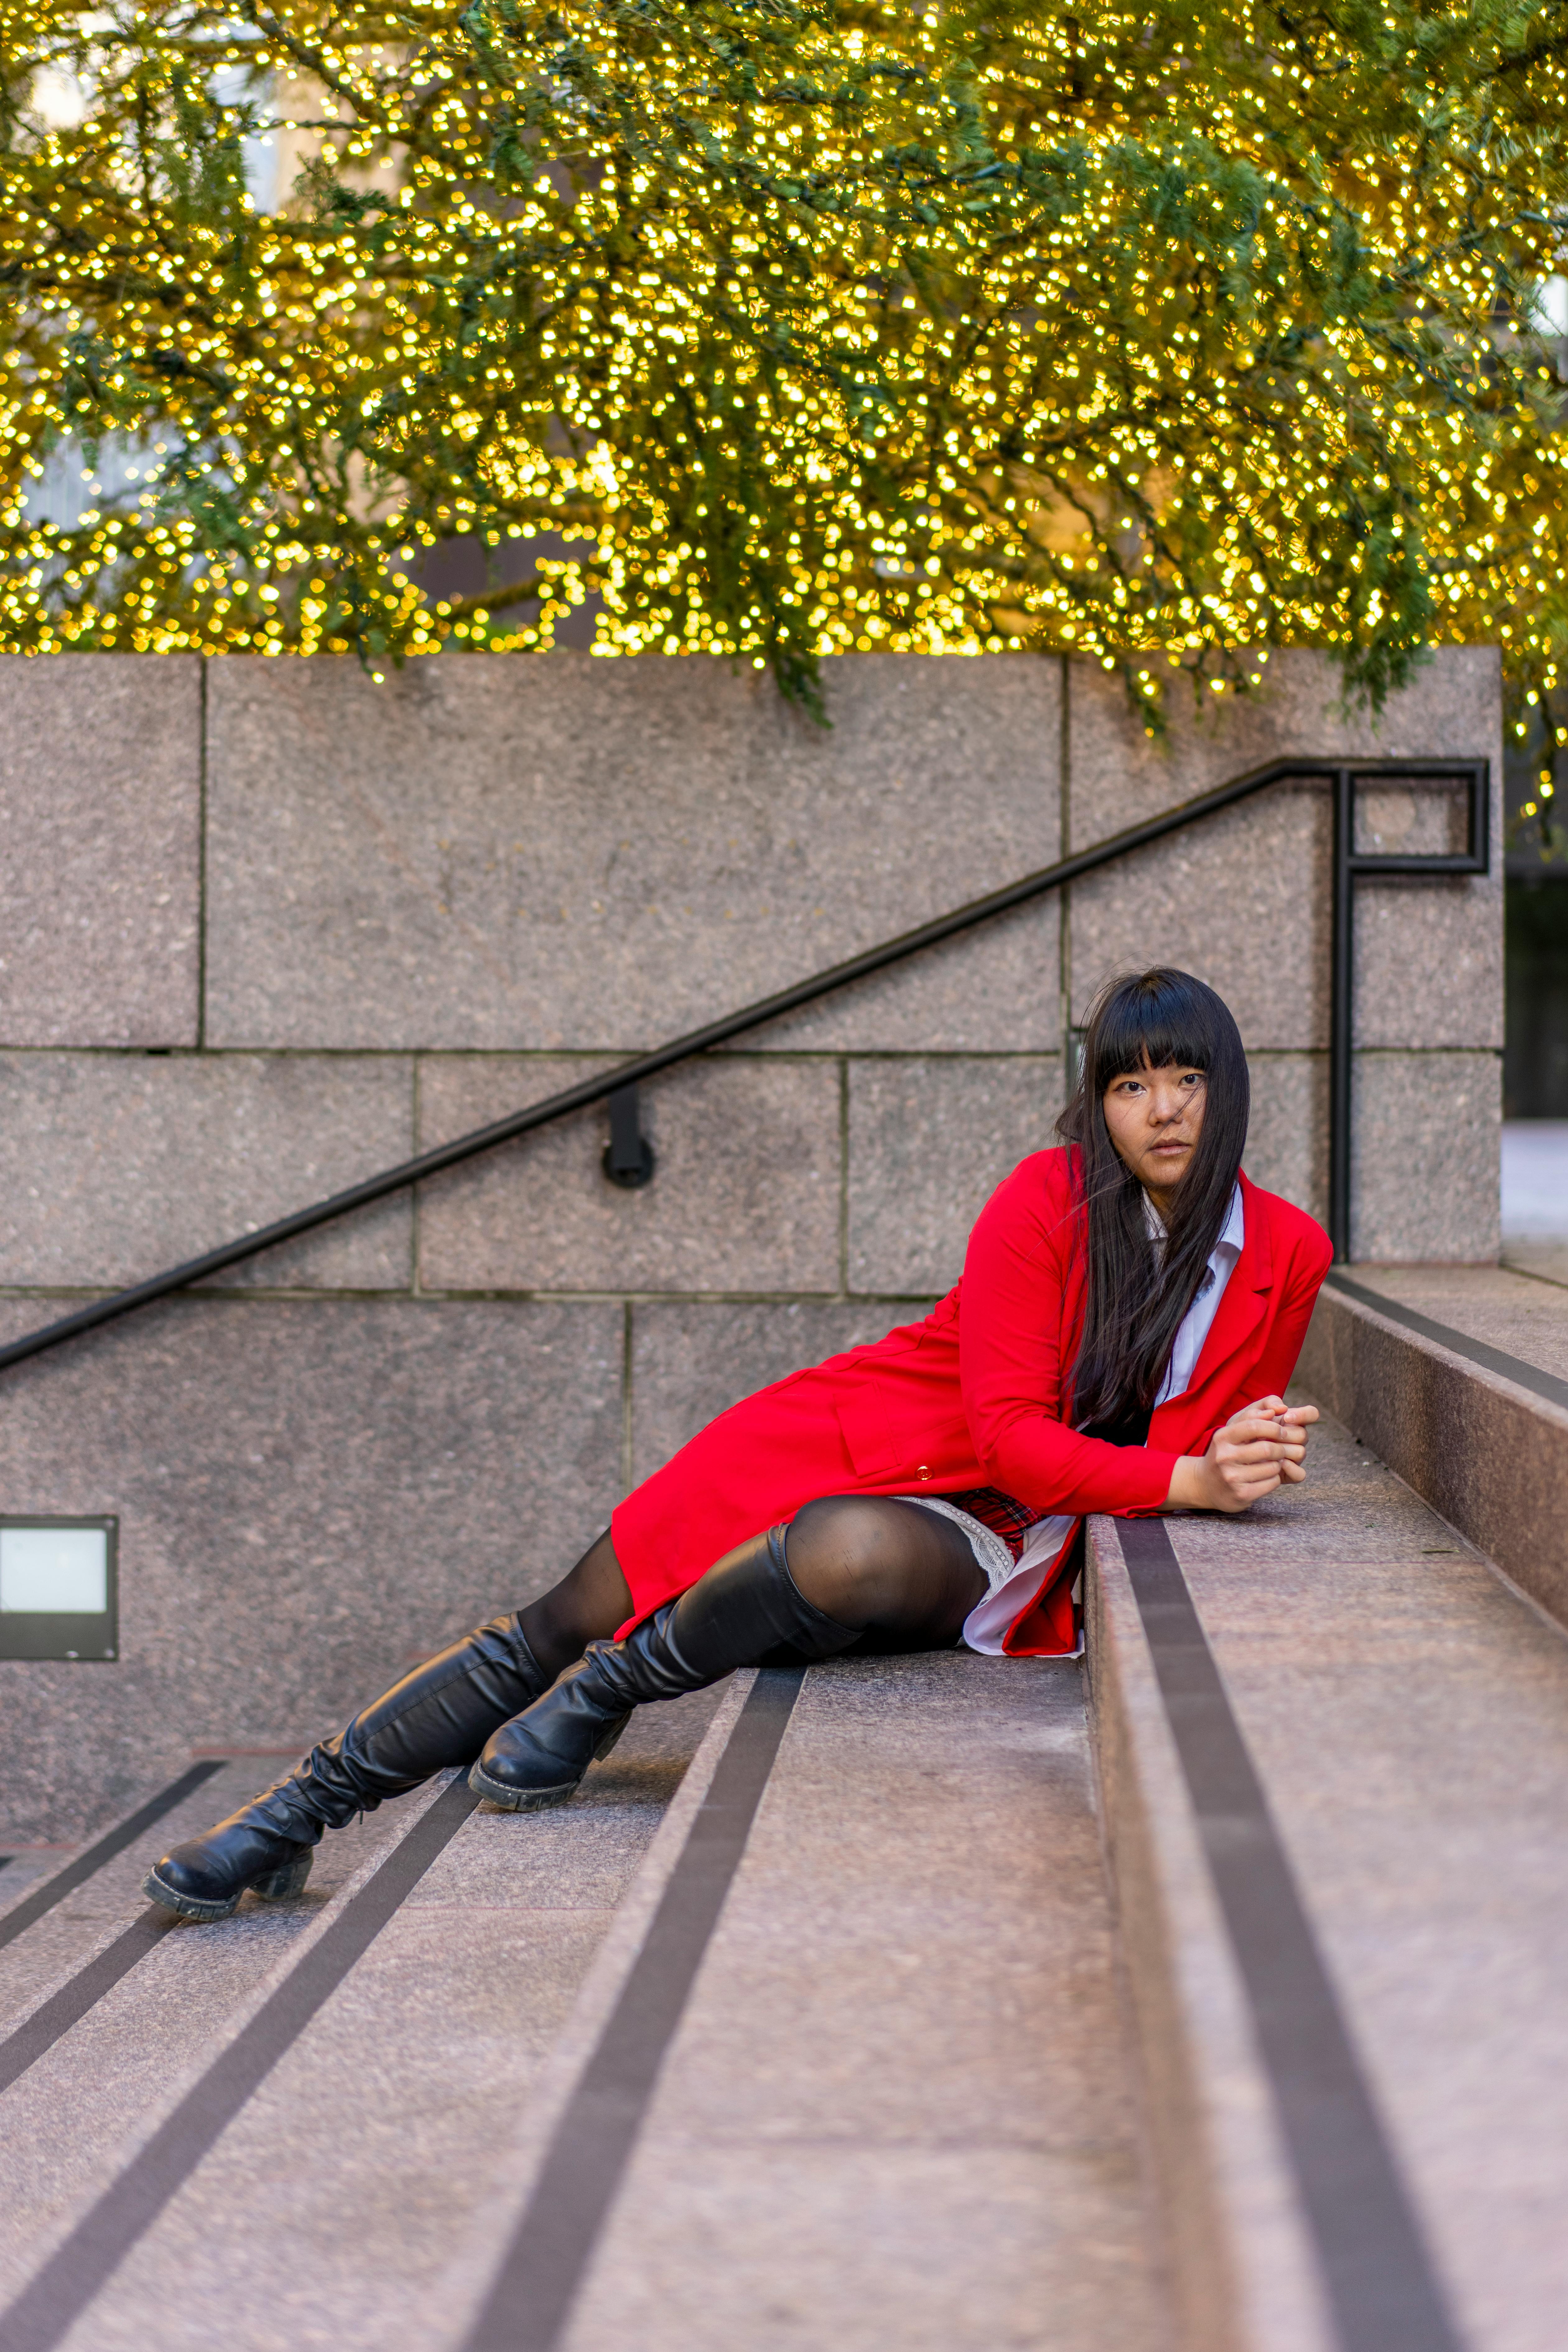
[958,1160,1179,1515]
[1167,1397,1319,1511]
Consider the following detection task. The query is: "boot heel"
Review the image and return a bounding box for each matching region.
[250,1850,314,1901]
[593,1714,631,1763]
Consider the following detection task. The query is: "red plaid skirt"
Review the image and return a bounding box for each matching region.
[939,1487,1044,1563]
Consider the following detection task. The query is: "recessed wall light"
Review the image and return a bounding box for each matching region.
[0,1519,118,1660]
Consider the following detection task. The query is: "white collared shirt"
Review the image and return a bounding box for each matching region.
[959,1180,1246,1655]
[1150,1179,1245,1406]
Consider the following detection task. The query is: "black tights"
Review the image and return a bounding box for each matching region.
[517,1530,634,1682]
[517,1496,986,1681]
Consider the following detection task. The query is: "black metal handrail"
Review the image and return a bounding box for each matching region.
[0,753,1488,1376]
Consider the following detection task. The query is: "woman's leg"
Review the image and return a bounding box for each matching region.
[144,1531,634,1921]
[784,1496,988,1654]
[516,1529,633,1680]
[471,1498,987,1809]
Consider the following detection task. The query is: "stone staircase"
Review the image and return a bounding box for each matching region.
[3,1273,1566,2352]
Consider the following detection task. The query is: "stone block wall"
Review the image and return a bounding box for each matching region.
[0,647,1503,1836]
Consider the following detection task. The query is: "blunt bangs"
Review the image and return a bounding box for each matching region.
[1087,968,1226,1095]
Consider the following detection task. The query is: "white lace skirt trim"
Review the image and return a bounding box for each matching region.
[888,1493,1016,1587]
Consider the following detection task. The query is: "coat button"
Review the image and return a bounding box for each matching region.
[916,1465,931,1481]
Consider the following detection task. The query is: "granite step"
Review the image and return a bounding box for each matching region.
[0,1655,1169,2351]
[0,1694,723,2350]
[479,1648,1168,2352]
[2,1755,332,2037]
[1091,1397,1568,2352]
[1299,1264,1568,1630]
[0,1754,457,2324]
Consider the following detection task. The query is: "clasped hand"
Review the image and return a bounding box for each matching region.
[1165,1396,1319,1515]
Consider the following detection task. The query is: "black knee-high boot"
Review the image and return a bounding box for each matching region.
[470,1525,856,1812]
[144,1613,549,1921]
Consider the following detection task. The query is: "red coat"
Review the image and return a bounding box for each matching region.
[612,1149,1333,1655]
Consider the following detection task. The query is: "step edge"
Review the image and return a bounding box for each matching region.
[1321,1272,1568,1423]
[0,1760,230,1949]
[1085,1519,1338,2352]
[408,1669,758,2349]
[0,1768,461,2321]
[1298,1285,1568,1630]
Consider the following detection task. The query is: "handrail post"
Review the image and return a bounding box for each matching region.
[602,1083,655,1189]
[1328,766,1355,1262]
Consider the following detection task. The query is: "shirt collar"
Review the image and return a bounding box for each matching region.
[1143,1180,1245,1261]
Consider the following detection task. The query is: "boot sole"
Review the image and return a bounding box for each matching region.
[142,1866,243,1922]
[468,1714,630,1813]
[468,1765,579,1812]
[141,1847,314,1924]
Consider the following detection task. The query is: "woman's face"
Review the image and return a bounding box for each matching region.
[1101,1060,1207,1211]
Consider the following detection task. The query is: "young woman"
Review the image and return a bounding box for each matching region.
[145,966,1332,1921]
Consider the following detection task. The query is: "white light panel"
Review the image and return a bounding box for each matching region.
[0,1525,109,1615]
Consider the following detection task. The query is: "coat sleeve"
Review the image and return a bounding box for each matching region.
[957,1161,1178,1515]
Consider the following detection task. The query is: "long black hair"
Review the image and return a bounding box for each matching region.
[1057,967,1249,1431]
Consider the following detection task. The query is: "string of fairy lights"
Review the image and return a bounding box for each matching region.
[2,0,1567,835]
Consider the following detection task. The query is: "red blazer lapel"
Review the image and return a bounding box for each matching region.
[1193,1170,1273,1380]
